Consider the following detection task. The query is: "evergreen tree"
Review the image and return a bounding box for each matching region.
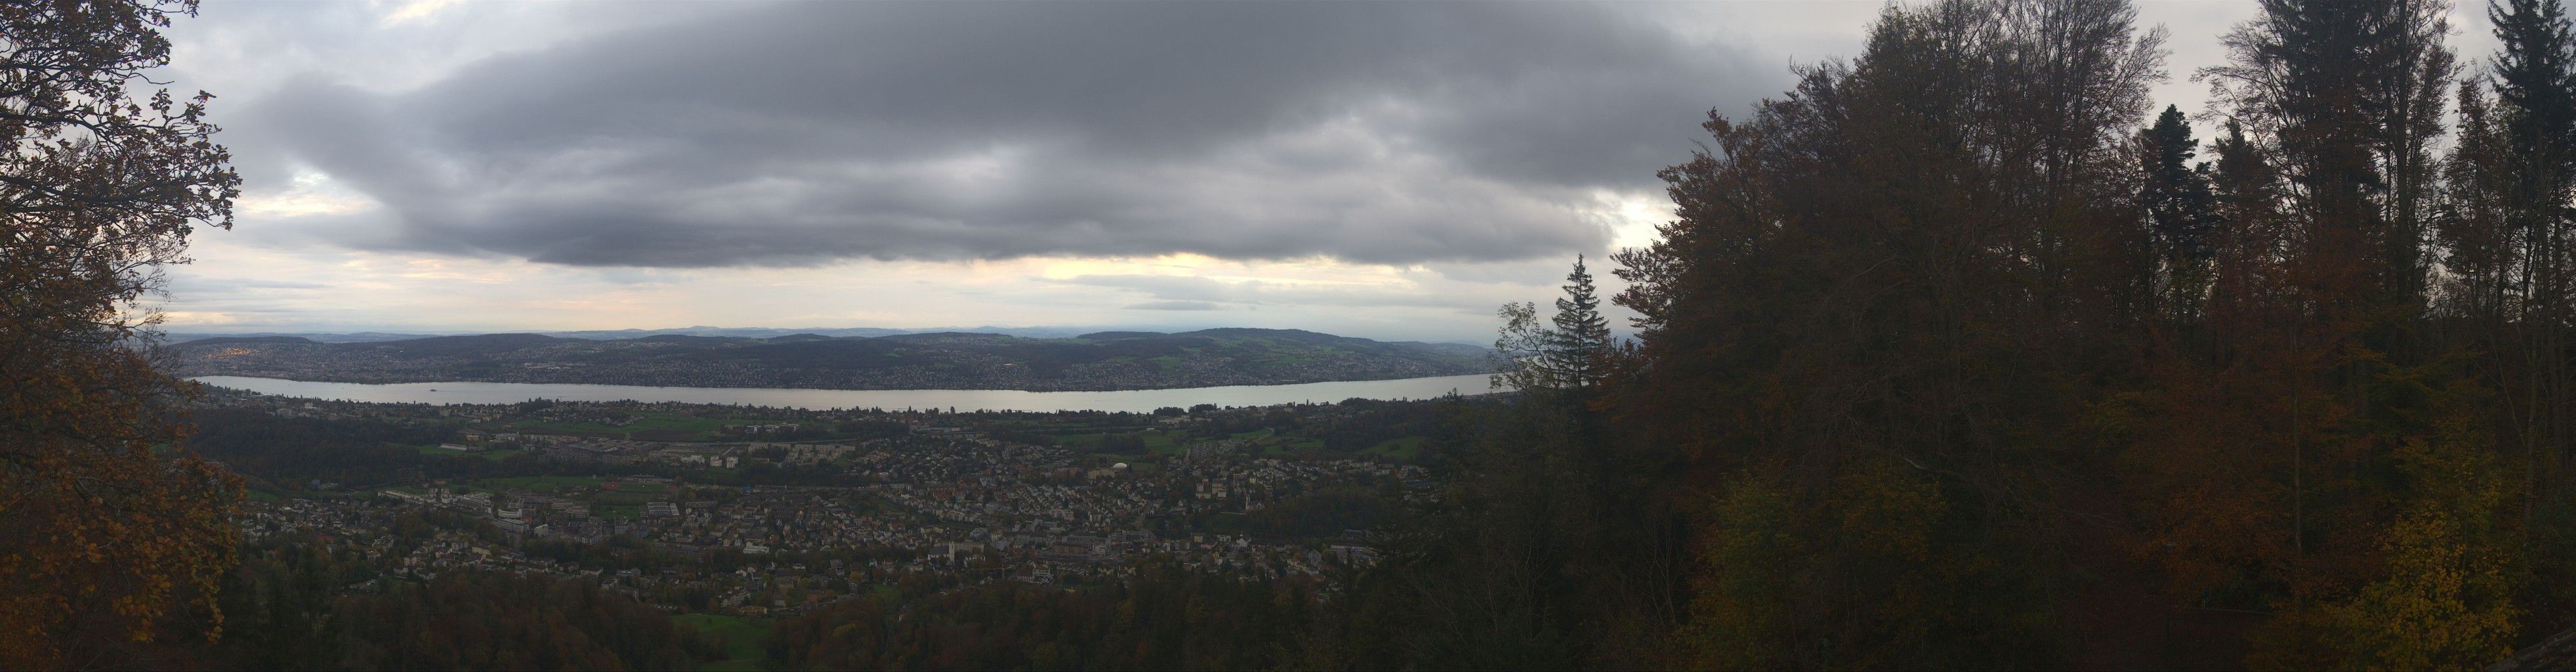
[2483,0,2576,630]
[1543,255,1613,389]
[2140,105,2221,318]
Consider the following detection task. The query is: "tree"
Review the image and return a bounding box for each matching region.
[1615,0,2166,664]
[2204,0,2455,317]
[1543,255,1613,389]
[0,1,242,667]
[2140,105,2220,318]
[2473,0,2576,635]
[1492,256,1615,393]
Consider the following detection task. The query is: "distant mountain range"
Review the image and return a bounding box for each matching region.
[171,328,1496,391]
[162,324,1109,344]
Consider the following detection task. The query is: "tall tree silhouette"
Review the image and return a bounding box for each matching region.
[1615,0,2165,665]
[0,1,242,667]
[2140,105,2220,319]
[1543,255,1613,389]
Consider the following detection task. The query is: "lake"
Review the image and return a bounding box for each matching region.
[188,374,1503,413]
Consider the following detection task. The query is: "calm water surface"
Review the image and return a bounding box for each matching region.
[189,374,1501,413]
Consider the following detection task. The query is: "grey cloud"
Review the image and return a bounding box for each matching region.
[1125,301,1225,311]
[164,275,335,293]
[1060,274,1254,303]
[1062,274,1482,310]
[236,1,1787,267]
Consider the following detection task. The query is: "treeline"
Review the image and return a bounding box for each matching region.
[1365,0,2576,668]
[147,531,725,670]
[186,408,459,487]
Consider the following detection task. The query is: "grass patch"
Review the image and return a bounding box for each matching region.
[480,475,607,492]
[596,492,657,505]
[1360,436,1428,460]
[675,613,772,669]
[512,411,733,439]
[415,444,529,462]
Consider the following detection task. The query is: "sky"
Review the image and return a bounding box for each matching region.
[143,1,2501,343]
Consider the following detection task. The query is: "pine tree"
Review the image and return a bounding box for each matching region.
[2483,0,2576,627]
[1543,255,1612,389]
[2141,105,2221,318]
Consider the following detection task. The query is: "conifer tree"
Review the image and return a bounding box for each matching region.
[2488,0,2576,438]
[1543,255,1612,389]
[2482,0,2576,628]
[2141,105,2221,318]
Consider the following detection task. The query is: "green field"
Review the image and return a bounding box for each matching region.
[477,475,607,492]
[596,491,658,505]
[1360,436,1428,460]
[1060,430,1193,459]
[413,444,528,462]
[675,613,772,671]
[511,411,733,439]
[1224,429,1324,456]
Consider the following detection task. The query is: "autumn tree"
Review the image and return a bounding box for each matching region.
[0,1,243,668]
[1614,0,2166,665]
[2447,0,2576,637]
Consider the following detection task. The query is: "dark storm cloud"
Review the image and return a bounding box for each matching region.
[239,2,1782,267]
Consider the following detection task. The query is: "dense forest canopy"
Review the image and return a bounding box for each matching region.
[1566,0,2576,667]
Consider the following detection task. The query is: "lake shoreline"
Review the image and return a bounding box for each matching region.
[189,373,1506,414]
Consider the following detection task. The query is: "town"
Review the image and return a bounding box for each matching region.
[199,387,1444,622]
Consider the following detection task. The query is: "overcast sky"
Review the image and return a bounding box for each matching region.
[144,1,2500,343]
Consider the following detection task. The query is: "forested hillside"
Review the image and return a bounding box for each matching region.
[1391,0,2576,667]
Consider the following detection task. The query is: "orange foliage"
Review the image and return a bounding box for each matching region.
[0,1,242,667]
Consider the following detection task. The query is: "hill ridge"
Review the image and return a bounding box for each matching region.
[173,328,1494,392]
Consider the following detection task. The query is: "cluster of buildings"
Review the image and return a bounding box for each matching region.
[210,390,1444,619]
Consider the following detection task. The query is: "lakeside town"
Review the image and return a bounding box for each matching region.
[201,386,1442,623]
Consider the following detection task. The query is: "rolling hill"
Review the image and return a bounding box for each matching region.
[171,328,1495,391]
